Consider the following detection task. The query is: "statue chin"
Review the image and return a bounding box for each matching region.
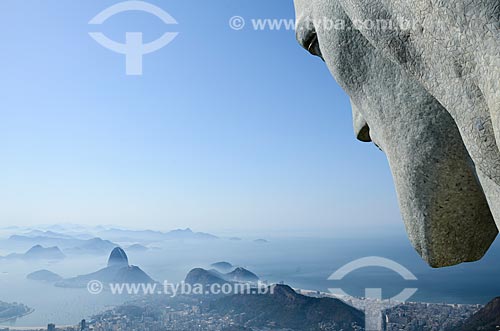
[383,121,498,268]
[352,95,498,268]
[294,0,500,267]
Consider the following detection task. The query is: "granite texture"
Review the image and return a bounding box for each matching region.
[294,0,499,267]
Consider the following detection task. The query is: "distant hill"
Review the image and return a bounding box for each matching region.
[96,228,168,243]
[208,268,228,279]
[211,262,234,272]
[185,268,229,286]
[126,244,149,252]
[0,301,33,322]
[7,235,70,248]
[56,248,155,288]
[22,230,73,239]
[254,239,269,244]
[25,245,65,259]
[1,227,218,253]
[5,235,117,256]
[185,266,260,286]
[210,284,364,331]
[113,266,155,284]
[164,228,218,240]
[57,264,155,288]
[94,227,218,243]
[455,297,500,331]
[27,270,63,282]
[226,267,259,282]
[107,247,129,267]
[5,245,65,260]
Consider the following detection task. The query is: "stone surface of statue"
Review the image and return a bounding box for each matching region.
[294,0,500,267]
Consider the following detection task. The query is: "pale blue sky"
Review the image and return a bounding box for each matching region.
[0,0,403,236]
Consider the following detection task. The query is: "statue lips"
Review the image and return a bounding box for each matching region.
[294,0,498,267]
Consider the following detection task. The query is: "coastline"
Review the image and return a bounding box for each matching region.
[0,307,35,325]
[0,325,73,331]
[0,285,485,330]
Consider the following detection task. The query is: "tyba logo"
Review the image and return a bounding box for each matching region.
[89,1,179,75]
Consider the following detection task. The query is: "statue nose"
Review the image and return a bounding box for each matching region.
[356,123,371,142]
[352,102,372,142]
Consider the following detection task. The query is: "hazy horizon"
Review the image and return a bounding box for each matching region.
[0,222,409,240]
[0,0,404,237]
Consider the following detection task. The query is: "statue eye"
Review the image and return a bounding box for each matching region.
[306,33,324,60]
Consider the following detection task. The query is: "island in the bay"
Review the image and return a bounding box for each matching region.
[0,301,33,324]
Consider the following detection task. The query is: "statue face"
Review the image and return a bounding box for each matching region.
[333,0,500,191]
[296,0,500,224]
[294,0,498,267]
